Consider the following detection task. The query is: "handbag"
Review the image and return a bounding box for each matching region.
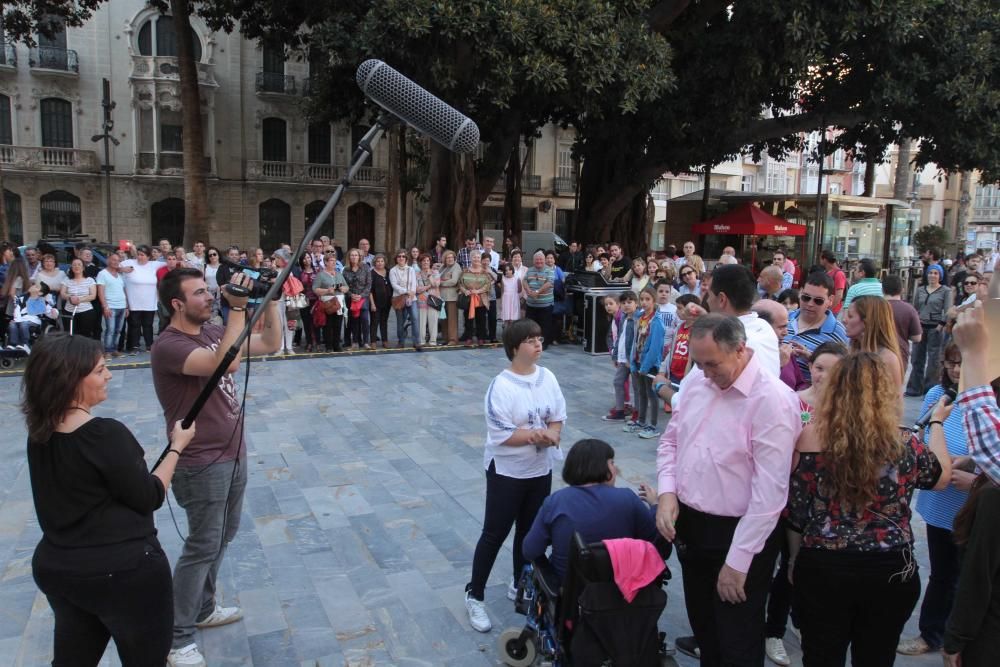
[426,294,444,311]
[321,298,341,315]
[392,294,408,310]
[457,293,471,311]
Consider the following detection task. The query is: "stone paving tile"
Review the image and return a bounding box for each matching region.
[0,345,942,666]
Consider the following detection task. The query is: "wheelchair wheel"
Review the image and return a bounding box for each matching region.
[0,357,14,369]
[498,627,536,667]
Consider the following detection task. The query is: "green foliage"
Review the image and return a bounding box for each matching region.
[913,224,951,253]
[1,0,106,46]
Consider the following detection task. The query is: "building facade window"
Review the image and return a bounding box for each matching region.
[0,94,12,145]
[351,125,372,167]
[137,15,202,61]
[40,98,73,148]
[557,141,574,180]
[261,118,287,162]
[150,198,185,247]
[259,198,291,250]
[765,161,786,194]
[975,184,1000,209]
[5,190,21,245]
[305,200,334,239]
[308,123,331,165]
[680,179,700,195]
[40,190,81,237]
[741,175,755,192]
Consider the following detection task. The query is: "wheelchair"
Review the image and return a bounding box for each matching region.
[499,532,671,667]
[0,312,57,368]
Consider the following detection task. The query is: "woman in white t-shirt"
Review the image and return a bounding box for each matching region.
[463,318,567,633]
[120,245,165,353]
[59,258,98,339]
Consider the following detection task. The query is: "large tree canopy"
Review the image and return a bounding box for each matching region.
[196,0,1000,252]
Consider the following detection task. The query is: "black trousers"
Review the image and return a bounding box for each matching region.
[372,301,391,343]
[61,308,100,340]
[676,503,780,667]
[794,548,920,667]
[464,306,488,342]
[765,521,795,638]
[126,310,155,351]
[467,460,551,600]
[322,313,343,351]
[487,298,497,341]
[526,304,554,348]
[918,524,959,648]
[33,548,173,666]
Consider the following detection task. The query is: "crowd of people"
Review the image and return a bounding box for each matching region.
[9,230,1000,667]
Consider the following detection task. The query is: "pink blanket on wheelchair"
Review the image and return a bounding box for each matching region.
[603,538,665,603]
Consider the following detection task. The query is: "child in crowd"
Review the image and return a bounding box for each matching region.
[499,263,521,330]
[661,293,700,385]
[604,291,638,422]
[7,282,57,349]
[627,288,666,439]
[779,288,799,312]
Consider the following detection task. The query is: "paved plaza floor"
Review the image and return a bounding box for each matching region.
[0,345,943,666]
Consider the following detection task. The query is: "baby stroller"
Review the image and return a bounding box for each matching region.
[499,533,670,667]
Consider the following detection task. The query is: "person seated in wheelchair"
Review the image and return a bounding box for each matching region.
[5,282,58,350]
[522,438,668,582]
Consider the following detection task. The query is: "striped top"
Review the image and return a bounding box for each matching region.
[915,384,969,530]
[841,278,884,313]
[784,309,848,383]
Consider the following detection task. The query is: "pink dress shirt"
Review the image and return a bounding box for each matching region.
[657,351,801,572]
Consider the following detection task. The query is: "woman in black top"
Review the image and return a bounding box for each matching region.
[22,333,195,666]
[369,253,393,348]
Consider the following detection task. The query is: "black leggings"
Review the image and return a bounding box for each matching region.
[33,548,173,666]
[467,460,551,600]
[126,310,155,351]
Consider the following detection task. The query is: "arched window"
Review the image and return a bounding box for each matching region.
[137,15,202,61]
[304,200,334,240]
[308,123,331,165]
[347,202,375,250]
[259,199,290,252]
[261,117,287,162]
[150,198,185,247]
[40,190,81,237]
[40,98,72,148]
[5,190,22,245]
[0,95,11,145]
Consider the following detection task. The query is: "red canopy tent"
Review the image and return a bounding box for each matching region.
[690,203,807,269]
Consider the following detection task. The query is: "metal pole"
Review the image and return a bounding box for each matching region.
[814,123,826,262]
[101,79,115,243]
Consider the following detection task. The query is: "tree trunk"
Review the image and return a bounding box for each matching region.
[862,157,876,196]
[503,142,525,245]
[956,170,972,256]
[892,139,913,202]
[428,144,480,251]
[701,167,711,221]
[171,0,210,248]
[385,125,400,252]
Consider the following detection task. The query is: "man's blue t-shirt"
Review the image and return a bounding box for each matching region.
[522,484,658,580]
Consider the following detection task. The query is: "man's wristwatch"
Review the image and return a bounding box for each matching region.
[230,306,246,312]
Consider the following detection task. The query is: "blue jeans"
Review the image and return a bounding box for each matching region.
[395,300,419,346]
[7,321,31,345]
[918,524,959,648]
[102,308,126,354]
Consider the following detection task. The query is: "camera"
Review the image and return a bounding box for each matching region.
[219,258,281,300]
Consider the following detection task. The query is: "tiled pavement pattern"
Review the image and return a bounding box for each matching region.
[0,345,941,666]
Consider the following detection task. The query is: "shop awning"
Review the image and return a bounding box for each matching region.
[691,203,808,237]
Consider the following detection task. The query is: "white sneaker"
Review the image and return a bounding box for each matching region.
[622,421,642,433]
[765,637,791,666]
[507,578,518,601]
[465,592,491,632]
[167,643,206,667]
[195,604,243,628]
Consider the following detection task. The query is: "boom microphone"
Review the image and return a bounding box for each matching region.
[913,387,957,430]
[356,59,480,153]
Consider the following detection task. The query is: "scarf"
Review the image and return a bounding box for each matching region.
[633,308,656,365]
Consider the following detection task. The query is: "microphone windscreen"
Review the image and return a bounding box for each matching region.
[356,59,480,154]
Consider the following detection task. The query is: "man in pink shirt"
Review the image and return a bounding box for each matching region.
[656,314,801,666]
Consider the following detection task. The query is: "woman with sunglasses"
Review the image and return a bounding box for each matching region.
[677,266,701,297]
[203,247,222,320]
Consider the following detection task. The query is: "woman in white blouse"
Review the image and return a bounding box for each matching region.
[463,318,567,633]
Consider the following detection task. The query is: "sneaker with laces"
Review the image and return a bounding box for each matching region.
[507,578,518,601]
[638,425,660,439]
[195,604,243,628]
[601,409,626,421]
[896,636,932,655]
[675,636,700,659]
[465,592,491,632]
[167,643,206,667]
[765,637,791,666]
[622,421,642,433]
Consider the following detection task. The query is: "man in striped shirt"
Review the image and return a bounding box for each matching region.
[952,303,1000,485]
[840,258,884,317]
[784,271,848,383]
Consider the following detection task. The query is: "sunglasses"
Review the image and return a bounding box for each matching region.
[397,254,407,258]
[964,281,979,286]
[800,294,827,305]
[208,253,218,257]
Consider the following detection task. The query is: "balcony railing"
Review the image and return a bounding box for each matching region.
[130,56,218,87]
[29,47,78,73]
[553,176,577,195]
[0,145,99,172]
[972,207,1000,223]
[246,160,387,186]
[136,152,212,174]
[0,44,16,68]
[256,71,296,95]
[302,77,319,96]
[521,174,541,190]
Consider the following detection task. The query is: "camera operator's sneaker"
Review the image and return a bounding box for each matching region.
[167,644,206,667]
[195,604,243,628]
[622,421,642,433]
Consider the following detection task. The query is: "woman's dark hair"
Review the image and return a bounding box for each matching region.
[21,332,102,443]
[135,244,152,257]
[206,246,221,263]
[562,439,616,486]
[953,474,996,546]
[675,293,700,309]
[777,288,799,305]
[809,341,849,364]
[158,267,204,317]
[299,252,312,269]
[940,341,961,390]
[502,318,543,360]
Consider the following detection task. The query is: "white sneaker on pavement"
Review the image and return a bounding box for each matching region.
[507,578,518,601]
[765,637,791,666]
[465,591,492,632]
[195,604,243,628]
[167,643,206,667]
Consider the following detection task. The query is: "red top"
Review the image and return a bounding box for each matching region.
[669,323,691,380]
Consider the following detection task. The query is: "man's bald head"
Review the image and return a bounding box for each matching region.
[752,298,788,339]
[758,265,783,294]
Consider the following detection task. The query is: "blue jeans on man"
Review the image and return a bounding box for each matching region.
[102,308,127,354]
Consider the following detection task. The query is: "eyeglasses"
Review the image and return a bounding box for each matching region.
[397,254,407,258]
[800,294,828,305]
[964,281,979,286]
[208,253,218,257]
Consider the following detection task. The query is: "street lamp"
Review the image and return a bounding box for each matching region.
[91,78,119,243]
